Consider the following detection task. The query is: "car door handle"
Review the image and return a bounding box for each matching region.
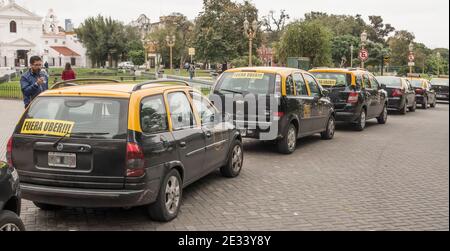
[205,131,212,138]
[179,141,187,148]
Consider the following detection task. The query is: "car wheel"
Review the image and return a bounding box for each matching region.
[400,102,407,115]
[220,140,244,178]
[377,105,388,124]
[409,101,417,112]
[422,98,428,109]
[277,123,297,154]
[33,202,64,211]
[430,98,436,108]
[321,115,335,140]
[0,210,25,231]
[354,109,367,131]
[148,169,182,222]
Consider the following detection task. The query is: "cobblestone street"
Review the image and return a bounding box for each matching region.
[0,99,448,231]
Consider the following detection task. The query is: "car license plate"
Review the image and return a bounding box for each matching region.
[48,152,76,168]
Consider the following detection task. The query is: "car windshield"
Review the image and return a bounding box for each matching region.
[310,72,351,87]
[431,79,449,86]
[23,97,129,139]
[376,76,402,87]
[216,72,275,95]
[410,80,424,88]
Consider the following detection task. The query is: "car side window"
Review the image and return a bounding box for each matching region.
[304,74,320,97]
[363,74,371,89]
[293,73,308,96]
[355,74,363,88]
[369,75,379,90]
[140,95,168,134]
[167,92,195,130]
[285,75,295,96]
[190,91,216,125]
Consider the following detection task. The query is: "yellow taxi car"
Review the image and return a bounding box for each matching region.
[407,75,437,109]
[8,79,243,222]
[210,67,335,154]
[309,68,388,131]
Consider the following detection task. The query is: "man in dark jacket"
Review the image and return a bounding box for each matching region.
[20,56,48,108]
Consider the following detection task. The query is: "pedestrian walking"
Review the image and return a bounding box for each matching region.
[61,63,76,81]
[20,56,48,108]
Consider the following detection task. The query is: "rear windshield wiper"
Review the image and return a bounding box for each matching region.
[53,132,110,147]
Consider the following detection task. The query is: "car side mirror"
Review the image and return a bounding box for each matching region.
[381,84,387,90]
[321,89,329,97]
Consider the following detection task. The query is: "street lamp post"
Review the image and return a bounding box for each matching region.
[350,45,354,68]
[409,42,414,76]
[436,52,441,76]
[360,30,368,69]
[244,18,258,67]
[166,35,176,72]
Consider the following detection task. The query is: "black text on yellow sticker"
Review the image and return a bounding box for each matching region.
[232,72,264,79]
[21,119,75,137]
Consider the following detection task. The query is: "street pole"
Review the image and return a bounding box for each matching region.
[249,37,253,67]
[170,46,173,72]
[350,45,353,68]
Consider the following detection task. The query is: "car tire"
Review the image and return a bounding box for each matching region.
[148,169,182,222]
[430,98,436,108]
[277,123,297,154]
[220,140,244,178]
[321,115,335,140]
[377,105,388,124]
[0,210,25,231]
[409,101,417,112]
[422,97,428,109]
[400,102,407,115]
[33,202,63,211]
[354,109,367,131]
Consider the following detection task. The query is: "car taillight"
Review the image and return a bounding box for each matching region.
[392,89,403,97]
[126,142,145,177]
[275,74,282,97]
[347,92,359,104]
[6,136,13,167]
[415,88,424,95]
[273,111,285,119]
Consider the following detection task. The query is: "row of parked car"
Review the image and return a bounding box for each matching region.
[1,67,448,230]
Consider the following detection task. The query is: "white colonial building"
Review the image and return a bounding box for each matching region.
[0,0,88,68]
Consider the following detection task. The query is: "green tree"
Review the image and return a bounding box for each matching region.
[129,50,145,66]
[76,15,128,67]
[261,9,290,45]
[387,30,415,70]
[331,35,360,67]
[193,0,261,67]
[367,16,395,44]
[276,21,332,67]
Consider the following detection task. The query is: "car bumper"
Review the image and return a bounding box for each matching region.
[436,94,449,100]
[416,95,425,104]
[234,120,284,141]
[387,97,403,110]
[20,180,160,208]
[334,106,362,123]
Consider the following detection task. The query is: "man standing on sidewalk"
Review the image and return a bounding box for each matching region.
[20,56,48,108]
[188,63,196,80]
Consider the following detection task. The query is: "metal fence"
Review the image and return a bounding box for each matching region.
[0,85,22,99]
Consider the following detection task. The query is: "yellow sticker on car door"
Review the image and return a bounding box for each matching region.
[21,119,75,137]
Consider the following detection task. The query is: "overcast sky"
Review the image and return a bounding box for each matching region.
[16,0,449,49]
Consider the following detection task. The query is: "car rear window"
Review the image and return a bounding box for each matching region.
[216,72,275,95]
[21,97,129,139]
[410,80,424,88]
[310,72,351,87]
[431,79,449,86]
[376,77,402,87]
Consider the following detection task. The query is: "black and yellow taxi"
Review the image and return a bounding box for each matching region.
[210,67,335,154]
[430,75,449,101]
[375,76,417,114]
[407,75,437,109]
[7,79,243,222]
[309,68,388,131]
[0,161,24,231]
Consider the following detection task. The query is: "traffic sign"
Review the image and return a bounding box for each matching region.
[408,53,415,62]
[188,48,196,56]
[359,49,369,62]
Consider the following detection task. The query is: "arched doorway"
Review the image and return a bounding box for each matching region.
[15,50,29,67]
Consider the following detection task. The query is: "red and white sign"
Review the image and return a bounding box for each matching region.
[408,53,415,62]
[359,49,369,62]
